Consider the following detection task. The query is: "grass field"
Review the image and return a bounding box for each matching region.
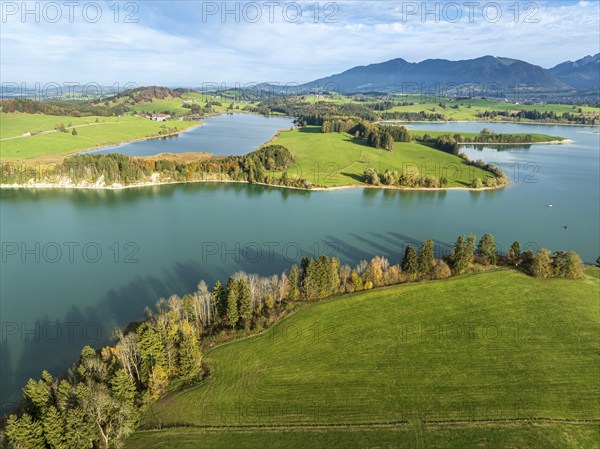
[272,127,498,187]
[0,112,199,162]
[127,423,600,449]
[383,98,600,122]
[302,94,600,122]
[127,270,600,448]
[584,265,600,279]
[113,91,260,116]
[0,92,262,163]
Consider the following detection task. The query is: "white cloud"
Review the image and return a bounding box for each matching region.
[1,1,598,85]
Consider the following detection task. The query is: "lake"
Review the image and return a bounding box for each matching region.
[1,119,599,407]
[85,113,294,156]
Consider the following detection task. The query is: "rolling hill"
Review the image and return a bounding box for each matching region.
[126,269,600,449]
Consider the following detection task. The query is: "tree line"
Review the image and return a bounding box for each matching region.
[380,111,447,121]
[1,146,312,189]
[1,99,121,118]
[320,119,410,151]
[363,167,449,188]
[477,109,599,125]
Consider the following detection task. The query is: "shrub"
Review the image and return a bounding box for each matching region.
[471,178,483,189]
[431,260,452,279]
[530,249,553,278]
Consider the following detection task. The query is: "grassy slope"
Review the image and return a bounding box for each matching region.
[584,265,600,280]
[128,270,600,448]
[0,112,199,161]
[0,93,261,162]
[273,126,496,187]
[113,92,259,116]
[127,423,600,449]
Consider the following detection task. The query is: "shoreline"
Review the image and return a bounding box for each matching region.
[0,177,508,193]
[0,120,204,164]
[1,112,293,163]
[75,120,203,155]
[460,139,572,146]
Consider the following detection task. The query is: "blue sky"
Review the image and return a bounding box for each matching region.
[1,1,599,86]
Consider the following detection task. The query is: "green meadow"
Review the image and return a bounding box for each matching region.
[126,423,600,449]
[384,98,600,121]
[127,269,600,448]
[302,94,600,122]
[0,112,198,161]
[113,91,260,116]
[272,126,497,187]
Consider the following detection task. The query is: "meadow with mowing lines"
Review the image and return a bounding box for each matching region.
[126,423,600,449]
[272,126,497,187]
[0,112,199,161]
[127,269,599,449]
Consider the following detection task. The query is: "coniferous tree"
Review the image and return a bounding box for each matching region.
[178,321,203,382]
[330,257,341,293]
[110,369,136,405]
[42,405,64,449]
[225,277,239,327]
[417,240,435,274]
[315,255,333,298]
[237,278,253,328]
[212,280,225,320]
[401,244,418,275]
[301,258,318,300]
[467,234,476,262]
[507,241,521,264]
[449,236,467,274]
[288,264,299,300]
[64,408,95,449]
[136,323,166,383]
[5,413,45,449]
[22,375,52,418]
[449,234,476,274]
[476,234,497,265]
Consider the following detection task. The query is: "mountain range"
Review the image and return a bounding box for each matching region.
[548,53,600,90]
[301,54,600,93]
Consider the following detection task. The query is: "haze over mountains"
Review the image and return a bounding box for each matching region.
[302,55,600,93]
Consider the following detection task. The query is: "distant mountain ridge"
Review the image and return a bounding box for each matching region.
[302,55,600,93]
[549,53,600,90]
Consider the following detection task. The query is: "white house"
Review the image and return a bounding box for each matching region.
[151,114,171,122]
